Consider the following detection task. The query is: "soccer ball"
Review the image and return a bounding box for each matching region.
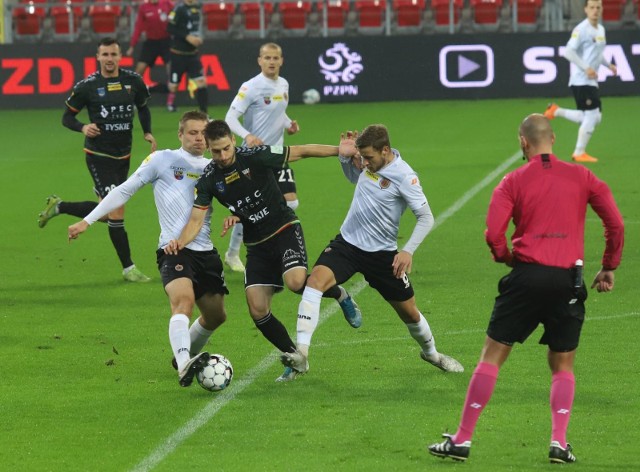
[196,354,233,392]
[302,88,321,105]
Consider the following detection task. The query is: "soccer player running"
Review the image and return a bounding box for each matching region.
[222,42,300,273]
[68,111,226,388]
[166,0,208,113]
[543,0,617,163]
[287,124,464,378]
[38,37,157,283]
[164,120,362,382]
[428,114,624,464]
[126,0,174,92]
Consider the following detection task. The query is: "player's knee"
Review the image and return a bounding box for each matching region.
[583,109,601,131]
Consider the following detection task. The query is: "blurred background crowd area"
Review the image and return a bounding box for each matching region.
[5,0,640,44]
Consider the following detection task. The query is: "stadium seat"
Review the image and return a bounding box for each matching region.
[354,0,387,34]
[601,0,625,25]
[202,2,236,36]
[510,0,541,31]
[240,2,274,35]
[279,1,312,34]
[51,3,84,37]
[12,2,47,40]
[88,1,122,36]
[392,0,426,31]
[316,0,351,34]
[431,0,463,31]
[470,0,502,30]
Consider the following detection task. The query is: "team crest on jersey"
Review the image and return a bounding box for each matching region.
[379,178,391,189]
[174,170,184,180]
[263,95,271,105]
[215,181,225,193]
[225,171,240,184]
[174,264,184,272]
[241,168,251,179]
[125,85,132,94]
[97,87,106,97]
[187,172,200,180]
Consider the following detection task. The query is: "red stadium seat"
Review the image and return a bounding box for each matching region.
[601,0,625,24]
[431,0,463,30]
[279,1,312,32]
[393,0,425,28]
[354,0,386,32]
[470,0,502,30]
[316,0,351,33]
[202,2,236,35]
[12,2,46,39]
[51,3,84,36]
[88,2,122,35]
[240,2,274,33]
[510,0,542,30]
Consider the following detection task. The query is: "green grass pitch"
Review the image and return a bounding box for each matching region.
[1,97,638,471]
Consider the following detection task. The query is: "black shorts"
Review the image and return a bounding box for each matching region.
[139,38,171,67]
[487,262,587,352]
[273,165,297,195]
[314,233,415,302]
[245,223,307,291]
[156,247,228,300]
[570,85,602,111]
[169,53,204,85]
[86,154,130,199]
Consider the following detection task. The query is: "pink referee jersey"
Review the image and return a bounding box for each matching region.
[485,154,624,270]
[130,0,174,47]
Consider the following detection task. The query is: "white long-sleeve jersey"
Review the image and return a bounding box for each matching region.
[83,148,213,251]
[225,72,292,146]
[565,18,609,87]
[338,149,434,253]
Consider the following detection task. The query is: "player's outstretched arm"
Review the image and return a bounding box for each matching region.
[165,207,207,255]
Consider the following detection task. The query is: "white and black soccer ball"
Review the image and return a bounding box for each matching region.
[302,88,321,105]
[196,354,233,392]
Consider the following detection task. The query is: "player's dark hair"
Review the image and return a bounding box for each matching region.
[98,37,120,50]
[205,120,233,143]
[179,110,209,133]
[356,124,391,151]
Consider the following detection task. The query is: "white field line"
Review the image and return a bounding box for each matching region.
[130,151,521,472]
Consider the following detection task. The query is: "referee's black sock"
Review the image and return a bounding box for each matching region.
[196,87,208,114]
[254,312,296,353]
[107,219,134,269]
[58,201,98,219]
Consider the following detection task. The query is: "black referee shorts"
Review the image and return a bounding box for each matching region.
[156,247,228,300]
[487,262,587,352]
[314,233,415,302]
[139,38,171,67]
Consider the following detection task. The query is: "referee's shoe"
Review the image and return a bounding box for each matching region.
[549,441,577,464]
[428,434,470,462]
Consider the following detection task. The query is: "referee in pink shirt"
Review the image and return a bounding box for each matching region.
[428,113,624,464]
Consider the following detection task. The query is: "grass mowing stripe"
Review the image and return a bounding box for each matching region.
[130,149,523,471]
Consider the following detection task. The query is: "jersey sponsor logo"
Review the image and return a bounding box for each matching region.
[97,87,106,97]
[107,82,123,92]
[270,145,284,155]
[100,105,108,118]
[224,171,240,184]
[187,172,200,180]
[263,95,271,105]
[411,177,419,185]
[272,95,283,102]
[143,155,152,164]
[248,207,270,223]
[104,123,131,131]
[379,178,391,189]
[237,92,246,100]
[365,170,379,181]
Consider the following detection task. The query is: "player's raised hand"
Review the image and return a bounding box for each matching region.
[68,220,89,242]
[221,215,241,237]
[339,131,357,157]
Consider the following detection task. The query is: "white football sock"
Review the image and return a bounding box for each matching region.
[286,199,299,211]
[296,286,323,350]
[227,223,243,257]
[555,108,584,124]
[169,314,191,372]
[406,313,437,357]
[190,318,214,355]
[574,109,600,155]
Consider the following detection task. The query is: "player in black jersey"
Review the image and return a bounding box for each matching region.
[166,0,208,113]
[37,37,156,283]
[164,120,363,382]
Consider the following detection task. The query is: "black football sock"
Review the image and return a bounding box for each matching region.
[196,87,208,114]
[107,219,133,269]
[254,312,296,353]
[58,201,98,219]
[322,285,342,300]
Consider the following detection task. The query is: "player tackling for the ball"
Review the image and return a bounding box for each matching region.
[283,124,464,378]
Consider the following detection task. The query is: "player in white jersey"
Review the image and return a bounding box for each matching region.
[223,43,300,273]
[281,124,464,378]
[67,111,227,388]
[543,0,617,163]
